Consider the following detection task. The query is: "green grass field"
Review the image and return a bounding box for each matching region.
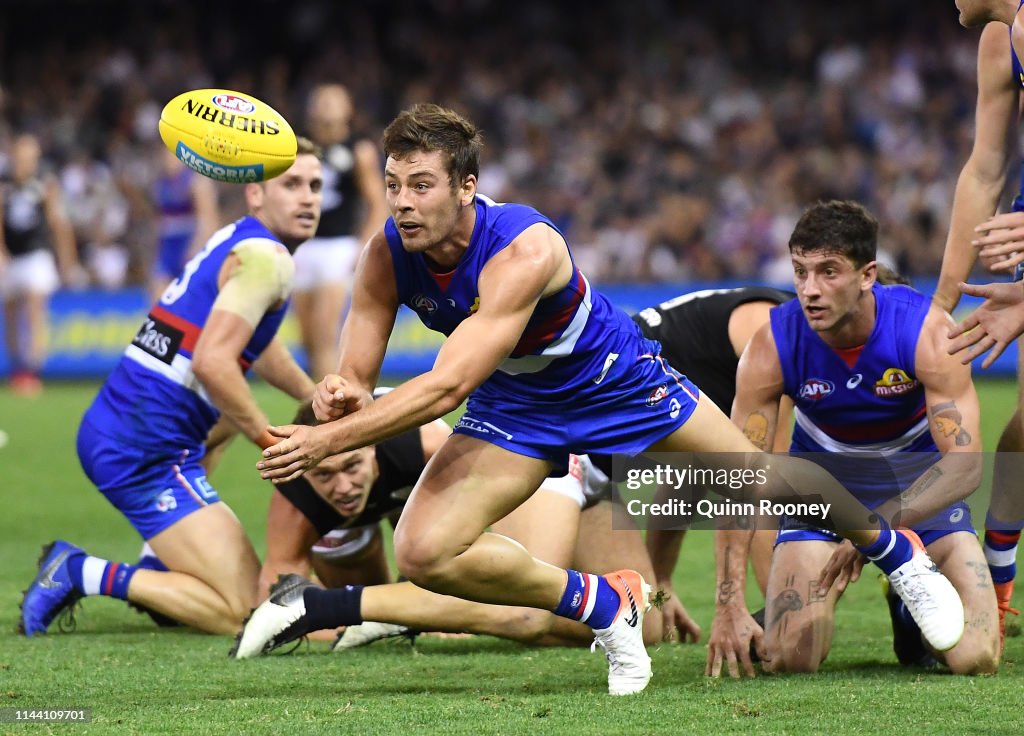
[2,379,1024,735]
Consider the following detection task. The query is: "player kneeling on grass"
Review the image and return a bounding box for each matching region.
[19,140,323,637]
[707,200,998,678]
[236,402,699,653]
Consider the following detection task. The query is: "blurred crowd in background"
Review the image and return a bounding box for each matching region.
[0,0,1003,288]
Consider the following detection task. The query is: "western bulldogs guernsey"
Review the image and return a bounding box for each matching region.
[84,216,290,452]
[772,283,973,542]
[385,195,699,462]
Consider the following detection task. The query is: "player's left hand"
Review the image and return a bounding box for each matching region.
[819,539,865,595]
[948,280,1024,368]
[973,212,1024,273]
[257,424,331,482]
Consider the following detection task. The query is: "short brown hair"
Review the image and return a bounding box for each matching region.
[295,135,321,159]
[382,104,482,188]
[789,200,878,268]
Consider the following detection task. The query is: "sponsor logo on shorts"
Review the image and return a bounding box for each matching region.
[156,489,177,512]
[212,93,256,114]
[454,415,514,440]
[175,142,263,183]
[647,383,668,406]
[411,293,438,314]
[798,378,834,401]
[874,368,920,398]
[669,398,681,419]
[949,507,964,523]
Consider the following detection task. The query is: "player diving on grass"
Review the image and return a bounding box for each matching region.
[244,104,966,695]
[19,139,322,636]
[238,285,806,656]
[241,400,688,652]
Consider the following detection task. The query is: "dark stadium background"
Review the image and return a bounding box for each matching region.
[0,0,1013,373]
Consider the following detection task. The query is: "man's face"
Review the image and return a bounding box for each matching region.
[384,149,473,253]
[791,249,873,333]
[247,153,323,250]
[305,447,377,518]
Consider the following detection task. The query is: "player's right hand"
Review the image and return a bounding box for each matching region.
[705,604,763,679]
[312,374,372,422]
[973,212,1024,274]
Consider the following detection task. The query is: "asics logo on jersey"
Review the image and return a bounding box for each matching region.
[620,575,639,628]
[38,548,72,589]
[846,374,863,389]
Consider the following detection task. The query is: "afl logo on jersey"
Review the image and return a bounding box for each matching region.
[874,368,920,398]
[411,294,438,314]
[212,93,256,114]
[799,379,834,401]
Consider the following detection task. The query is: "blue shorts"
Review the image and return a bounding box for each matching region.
[453,347,700,471]
[776,502,976,548]
[77,417,219,540]
[154,233,191,281]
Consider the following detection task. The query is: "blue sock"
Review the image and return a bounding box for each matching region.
[984,526,1020,585]
[553,569,621,629]
[856,524,914,576]
[73,556,138,600]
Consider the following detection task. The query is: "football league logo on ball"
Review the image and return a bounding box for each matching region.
[212,93,256,115]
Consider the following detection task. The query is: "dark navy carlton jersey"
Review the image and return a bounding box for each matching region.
[771,283,935,454]
[84,216,290,450]
[633,287,794,412]
[385,194,647,401]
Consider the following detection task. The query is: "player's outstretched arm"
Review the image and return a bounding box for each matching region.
[949,280,1024,367]
[260,223,566,481]
[314,234,398,423]
[935,24,1020,311]
[704,323,783,678]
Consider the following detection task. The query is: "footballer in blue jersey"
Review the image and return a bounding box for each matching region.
[254,106,965,694]
[20,140,323,638]
[940,1,1024,650]
[716,200,997,676]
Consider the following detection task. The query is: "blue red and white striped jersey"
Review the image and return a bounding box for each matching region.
[385,194,645,401]
[84,215,290,450]
[771,283,935,457]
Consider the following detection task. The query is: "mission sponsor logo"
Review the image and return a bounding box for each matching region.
[798,378,834,401]
[874,368,920,398]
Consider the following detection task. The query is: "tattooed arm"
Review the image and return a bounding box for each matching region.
[876,306,984,528]
[706,324,785,678]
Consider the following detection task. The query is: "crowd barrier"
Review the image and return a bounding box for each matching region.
[0,279,1015,378]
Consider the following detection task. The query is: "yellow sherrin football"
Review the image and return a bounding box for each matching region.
[158,89,297,183]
